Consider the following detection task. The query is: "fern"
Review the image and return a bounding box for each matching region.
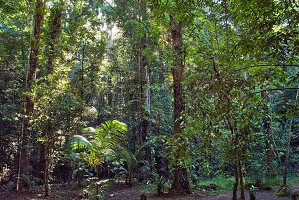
[68,120,127,169]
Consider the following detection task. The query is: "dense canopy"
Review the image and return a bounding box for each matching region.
[0,0,298,199]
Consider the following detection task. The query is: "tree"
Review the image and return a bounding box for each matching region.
[19,0,44,190]
[147,0,199,194]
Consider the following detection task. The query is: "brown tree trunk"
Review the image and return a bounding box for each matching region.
[41,5,63,195]
[172,167,190,194]
[283,116,292,186]
[169,13,190,194]
[283,88,298,186]
[233,162,239,200]
[140,44,151,166]
[44,155,50,196]
[19,0,44,190]
[138,0,151,168]
[261,90,276,178]
[265,139,276,178]
[239,161,245,200]
[228,117,239,200]
[47,4,63,74]
[108,75,112,106]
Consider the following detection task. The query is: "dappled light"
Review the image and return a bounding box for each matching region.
[0,0,298,199]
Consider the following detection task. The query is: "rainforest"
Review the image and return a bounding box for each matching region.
[0,0,298,199]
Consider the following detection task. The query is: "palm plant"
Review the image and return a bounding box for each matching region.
[67,120,151,185]
[67,120,128,170]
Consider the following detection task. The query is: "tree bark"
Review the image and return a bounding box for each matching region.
[19,0,44,190]
[44,154,50,196]
[283,88,298,186]
[47,4,63,74]
[138,0,151,168]
[170,14,184,134]
[41,5,63,195]
[261,90,276,178]
[169,13,190,194]
[233,162,239,200]
[239,161,245,200]
[140,42,151,166]
[265,139,276,178]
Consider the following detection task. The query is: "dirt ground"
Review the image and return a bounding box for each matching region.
[105,183,294,200]
[0,181,298,200]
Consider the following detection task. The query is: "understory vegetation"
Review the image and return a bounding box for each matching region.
[0,0,298,200]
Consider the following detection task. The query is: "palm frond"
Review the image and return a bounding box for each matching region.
[66,135,92,151]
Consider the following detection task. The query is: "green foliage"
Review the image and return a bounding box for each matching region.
[276,185,293,197]
[196,176,235,194]
[82,179,111,200]
[0,0,298,196]
[163,131,194,169]
[69,120,127,169]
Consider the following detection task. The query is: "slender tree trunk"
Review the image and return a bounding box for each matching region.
[233,162,239,200]
[44,150,50,196]
[265,139,276,178]
[261,90,276,178]
[19,0,44,190]
[227,117,239,200]
[283,132,290,186]
[169,13,190,194]
[170,14,184,135]
[41,5,63,195]
[107,28,113,108]
[81,45,85,100]
[108,76,112,106]
[283,88,298,186]
[47,4,63,74]
[140,41,151,166]
[239,161,245,200]
[137,0,151,168]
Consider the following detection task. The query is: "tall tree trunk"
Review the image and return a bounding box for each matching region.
[265,139,275,178]
[19,0,44,190]
[169,13,190,194]
[283,88,298,186]
[261,90,276,178]
[47,4,63,74]
[40,5,63,195]
[233,162,239,200]
[282,129,290,186]
[138,0,151,168]
[140,42,151,166]
[239,161,245,200]
[227,117,239,200]
[107,76,112,107]
[44,146,50,196]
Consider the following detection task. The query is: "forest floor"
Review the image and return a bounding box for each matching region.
[0,180,298,200]
[105,181,298,200]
